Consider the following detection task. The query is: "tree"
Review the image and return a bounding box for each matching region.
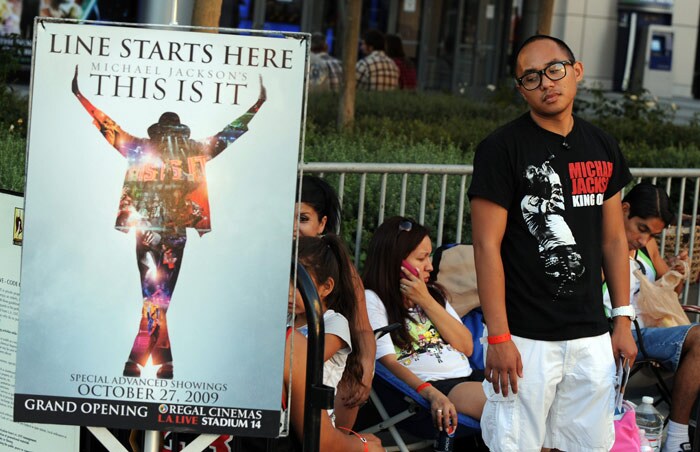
[537,0,554,35]
[192,0,223,31]
[337,0,362,130]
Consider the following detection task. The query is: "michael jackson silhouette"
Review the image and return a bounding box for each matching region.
[521,161,585,300]
[72,66,266,379]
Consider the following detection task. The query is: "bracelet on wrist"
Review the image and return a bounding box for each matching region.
[487,333,512,345]
[415,382,432,393]
[337,426,368,452]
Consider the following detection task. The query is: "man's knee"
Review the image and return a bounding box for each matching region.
[682,325,700,355]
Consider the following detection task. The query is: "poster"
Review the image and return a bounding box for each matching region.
[14,19,307,437]
[0,190,79,451]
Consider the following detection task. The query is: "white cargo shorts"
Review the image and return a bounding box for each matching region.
[480,332,616,452]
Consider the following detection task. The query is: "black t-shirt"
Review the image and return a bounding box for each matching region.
[468,113,632,340]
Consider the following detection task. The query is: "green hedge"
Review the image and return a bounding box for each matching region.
[3,91,700,250]
[0,127,25,193]
[304,91,700,252]
[305,91,700,166]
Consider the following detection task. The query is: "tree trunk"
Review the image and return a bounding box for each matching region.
[537,0,555,35]
[192,0,223,32]
[337,0,363,131]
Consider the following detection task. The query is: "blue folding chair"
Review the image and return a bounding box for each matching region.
[360,309,485,452]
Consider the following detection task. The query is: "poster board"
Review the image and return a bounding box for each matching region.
[14,19,307,437]
[0,189,79,451]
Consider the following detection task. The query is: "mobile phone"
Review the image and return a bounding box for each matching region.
[401,260,420,278]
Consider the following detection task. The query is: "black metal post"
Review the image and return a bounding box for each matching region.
[295,264,334,452]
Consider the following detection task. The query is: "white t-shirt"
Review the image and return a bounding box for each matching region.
[602,251,655,328]
[365,289,472,382]
[297,309,352,392]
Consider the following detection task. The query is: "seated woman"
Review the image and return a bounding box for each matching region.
[602,182,699,452]
[363,216,485,433]
[291,234,363,424]
[294,175,376,428]
[281,332,383,451]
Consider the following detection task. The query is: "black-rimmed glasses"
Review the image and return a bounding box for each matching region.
[516,61,573,91]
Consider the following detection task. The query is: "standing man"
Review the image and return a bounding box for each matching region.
[468,35,637,451]
[355,29,399,91]
[309,32,343,93]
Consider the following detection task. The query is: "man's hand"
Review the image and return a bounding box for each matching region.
[72,65,80,95]
[669,250,689,274]
[611,322,637,366]
[484,340,523,396]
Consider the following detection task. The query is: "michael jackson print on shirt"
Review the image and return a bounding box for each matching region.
[521,161,584,300]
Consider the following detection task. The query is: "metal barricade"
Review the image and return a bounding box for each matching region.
[302,163,700,305]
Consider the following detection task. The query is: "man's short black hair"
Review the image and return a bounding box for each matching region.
[362,29,386,52]
[513,34,576,76]
[623,182,675,226]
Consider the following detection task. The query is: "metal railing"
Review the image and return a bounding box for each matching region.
[302,163,700,305]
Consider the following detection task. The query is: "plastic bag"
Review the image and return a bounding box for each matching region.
[635,260,690,327]
[611,400,641,452]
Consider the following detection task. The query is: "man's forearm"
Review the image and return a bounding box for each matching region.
[602,236,630,310]
[473,243,509,335]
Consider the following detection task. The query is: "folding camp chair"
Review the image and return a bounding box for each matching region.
[359,309,485,452]
[627,304,700,452]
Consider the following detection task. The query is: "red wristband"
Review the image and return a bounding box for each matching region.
[487,333,512,345]
[337,426,368,452]
[415,382,432,393]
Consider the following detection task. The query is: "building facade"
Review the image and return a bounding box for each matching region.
[548,0,699,98]
[4,0,700,98]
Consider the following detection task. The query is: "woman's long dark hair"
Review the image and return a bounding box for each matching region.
[362,216,446,350]
[299,175,341,235]
[297,234,363,389]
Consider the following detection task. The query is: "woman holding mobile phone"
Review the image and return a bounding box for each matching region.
[363,216,486,434]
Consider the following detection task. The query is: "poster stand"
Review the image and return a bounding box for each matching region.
[85,1,175,447]
[87,427,128,451]
[101,0,232,449]
[18,0,309,447]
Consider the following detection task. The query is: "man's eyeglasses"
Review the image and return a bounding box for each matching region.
[516,61,573,91]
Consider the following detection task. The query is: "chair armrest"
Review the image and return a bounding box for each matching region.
[373,361,481,431]
[461,308,485,371]
[681,304,700,322]
[373,323,401,340]
[681,304,700,315]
